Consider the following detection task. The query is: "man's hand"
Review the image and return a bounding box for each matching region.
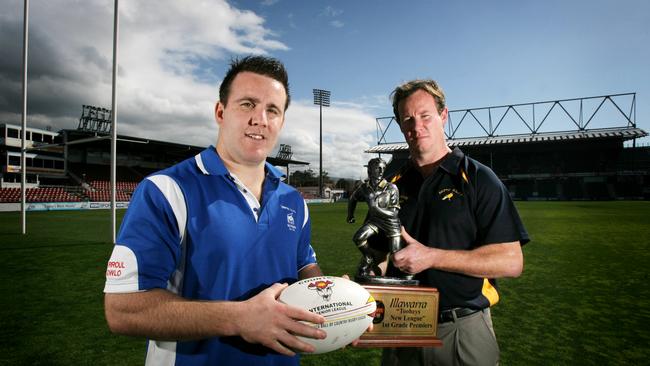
[237,283,326,356]
[392,227,434,275]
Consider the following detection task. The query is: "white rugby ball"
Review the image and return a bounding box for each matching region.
[279,276,376,354]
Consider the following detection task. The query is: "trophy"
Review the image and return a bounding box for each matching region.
[347,158,441,347]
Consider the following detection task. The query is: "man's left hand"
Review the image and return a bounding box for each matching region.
[392,227,434,275]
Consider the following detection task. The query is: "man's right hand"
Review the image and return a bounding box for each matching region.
[236,283,327,356]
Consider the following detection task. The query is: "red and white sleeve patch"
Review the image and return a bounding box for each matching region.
[103,245,140,293]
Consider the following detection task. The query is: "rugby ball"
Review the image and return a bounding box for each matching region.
[279,276,376,354]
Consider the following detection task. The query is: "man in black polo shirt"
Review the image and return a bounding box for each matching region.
[382,79,530,366]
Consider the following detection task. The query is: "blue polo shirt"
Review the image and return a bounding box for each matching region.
[104,146,317,366]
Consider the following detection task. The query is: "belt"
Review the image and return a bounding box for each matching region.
[438,307,481,323]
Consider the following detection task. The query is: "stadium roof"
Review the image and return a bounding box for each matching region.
[366,126,648,153]
[60,128,308,167]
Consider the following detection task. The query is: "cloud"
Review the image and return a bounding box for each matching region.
[320,6,344,28]
[0,0,376,179]
[287,13,297,29]
[337,94,390,113]
[0,0,287,143]
[279,101,377,179]
[322,6,343,17]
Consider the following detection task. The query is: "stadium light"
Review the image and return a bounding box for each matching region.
[313,89,330,198]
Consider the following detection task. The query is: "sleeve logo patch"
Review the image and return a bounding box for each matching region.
[104,245,138,281]
[106,261,126,277]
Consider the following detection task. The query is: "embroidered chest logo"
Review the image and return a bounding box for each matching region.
[438,188,462,201]
[282,205,297,231]
[308,280,335,301]
[286,213,296,231]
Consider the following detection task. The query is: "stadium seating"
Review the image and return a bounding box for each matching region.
[0,180,139,203]
[86,190,132,202]
[86,180,137,202]
[0,187,82,203]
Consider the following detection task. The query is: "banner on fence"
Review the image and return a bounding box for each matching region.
[0,202,130,212]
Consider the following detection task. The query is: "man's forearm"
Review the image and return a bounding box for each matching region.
[395,230,524,279]
[106,284,328,355]
[428,242,523,278]
[105,289,243,341]
[299,263,323,279]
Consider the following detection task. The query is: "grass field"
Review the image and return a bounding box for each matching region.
[1,201,649,365]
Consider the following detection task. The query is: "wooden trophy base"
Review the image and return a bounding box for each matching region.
[356,284,442,348]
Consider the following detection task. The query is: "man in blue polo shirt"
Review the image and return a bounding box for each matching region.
[104,56,327,365]
[382,79,530,366]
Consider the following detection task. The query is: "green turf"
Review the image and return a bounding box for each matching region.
[493,202,650,366]
[1,201,649,365]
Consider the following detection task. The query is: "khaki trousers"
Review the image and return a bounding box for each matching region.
[381,308,499,366]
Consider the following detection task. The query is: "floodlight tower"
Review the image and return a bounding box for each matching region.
[313,89,330,198]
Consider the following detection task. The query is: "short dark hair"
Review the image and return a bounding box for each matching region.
[219,55,290,110]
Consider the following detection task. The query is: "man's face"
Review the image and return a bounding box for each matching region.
[397,89,448,158]
[215,71,287,166]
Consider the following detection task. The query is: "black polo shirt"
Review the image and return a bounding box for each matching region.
[390,148,530,311]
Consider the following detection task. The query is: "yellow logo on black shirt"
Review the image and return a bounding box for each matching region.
[438,188,462,201]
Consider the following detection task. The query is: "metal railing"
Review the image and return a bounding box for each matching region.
[376,93,636,144]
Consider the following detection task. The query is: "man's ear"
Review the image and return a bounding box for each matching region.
[215,101,225,126]
[440,107,449,127]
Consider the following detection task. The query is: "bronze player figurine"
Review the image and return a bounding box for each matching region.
[347,158,414,283]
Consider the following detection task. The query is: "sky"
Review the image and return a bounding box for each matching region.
[1,0,649,179]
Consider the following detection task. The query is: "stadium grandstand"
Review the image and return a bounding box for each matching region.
[369,93,650,200]
[0,106,309,210]
[2,93,649,209]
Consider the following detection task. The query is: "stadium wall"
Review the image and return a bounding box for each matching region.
[0,201,130,212]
